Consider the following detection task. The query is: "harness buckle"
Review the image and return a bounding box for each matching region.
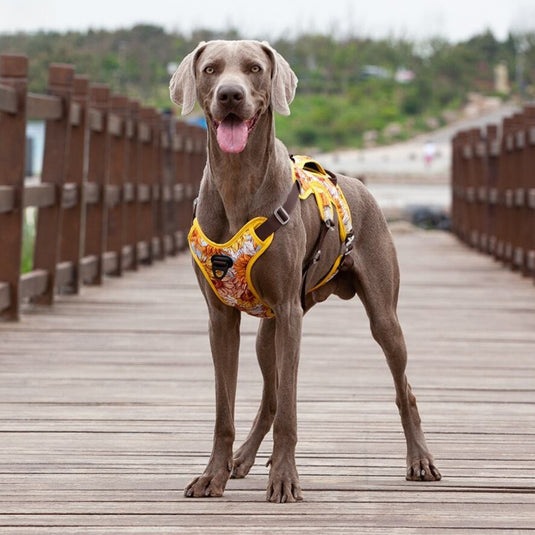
[325,218,335,230]
[211,254,234,280]
[273,205,290,226]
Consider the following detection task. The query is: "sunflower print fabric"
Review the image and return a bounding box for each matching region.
[188,217,275,318]
[292,155,352,243]
[188,157,353,318]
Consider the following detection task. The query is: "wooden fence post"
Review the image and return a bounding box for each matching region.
[137,106,155,264]
[452,108,534,283]
[152,109,165,261]
[453,131,462,241]
[173,120,188,250]
[82,84,110,285]
[161,111,177,256]
[485,124,499,256]
[0,54,28,320]
[33,63,75,305]
[458,130,470,244]
[124,100,139,270]
[496,117,510,262]
[58,74,89,294]
[194,126,207,195]
[472,128,485,250]
[105,94,129,276]
[510,113,525,271]
[522,105,535,279]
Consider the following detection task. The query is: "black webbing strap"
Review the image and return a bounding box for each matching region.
[300,221,332,309]
[255,181,301,241]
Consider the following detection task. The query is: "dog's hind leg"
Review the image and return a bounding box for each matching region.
[232,318,278,479]
[185,304,241,498]
[352,237,441,482]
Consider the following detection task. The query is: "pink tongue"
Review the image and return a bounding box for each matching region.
[216,115,248,153]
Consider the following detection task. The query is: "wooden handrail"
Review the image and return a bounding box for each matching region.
[451,105,535,282]
[0,52,206,320]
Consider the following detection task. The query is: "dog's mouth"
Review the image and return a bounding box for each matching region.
[214,111,260,154]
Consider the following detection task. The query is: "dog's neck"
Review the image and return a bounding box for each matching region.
[204,109,291,235]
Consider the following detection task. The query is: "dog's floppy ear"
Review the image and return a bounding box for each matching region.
[261,41,298,116]
[169,41,207,115]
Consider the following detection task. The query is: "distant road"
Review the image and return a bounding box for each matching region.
[316,103,520,180]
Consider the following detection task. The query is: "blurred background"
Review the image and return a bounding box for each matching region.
[2,0,535,229]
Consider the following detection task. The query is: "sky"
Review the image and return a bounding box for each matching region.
[1,0,534,42]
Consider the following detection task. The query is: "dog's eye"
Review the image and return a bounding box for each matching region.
[250,65,261,73]
[204,66,215,75]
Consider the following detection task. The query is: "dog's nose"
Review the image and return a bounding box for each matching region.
[217,84,245,106]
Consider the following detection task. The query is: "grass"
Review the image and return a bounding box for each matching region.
[21,209,36,273]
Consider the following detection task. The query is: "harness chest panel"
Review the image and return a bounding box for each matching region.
[188,156,353,318]
[189,217,275,318]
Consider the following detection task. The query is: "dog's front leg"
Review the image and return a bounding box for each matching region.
[266,300,304,503]
[185,305,241,498]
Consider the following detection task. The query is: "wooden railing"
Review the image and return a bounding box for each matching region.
[0,54,206,320]
[451,104,535,282]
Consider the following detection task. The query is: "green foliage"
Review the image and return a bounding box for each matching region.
[1,26,533,150]
[21,209,35,274]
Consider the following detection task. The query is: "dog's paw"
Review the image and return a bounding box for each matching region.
[184,465,231,498]
[231,455,254,479]
[266,465,303,503]
[231,443,258,479]
[406,457,442,481]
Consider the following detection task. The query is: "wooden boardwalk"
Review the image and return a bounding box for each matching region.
[1,229,534,534]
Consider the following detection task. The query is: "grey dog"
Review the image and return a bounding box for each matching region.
[170,40,441,504]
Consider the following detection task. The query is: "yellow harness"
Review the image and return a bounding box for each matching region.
[188,156,353,318]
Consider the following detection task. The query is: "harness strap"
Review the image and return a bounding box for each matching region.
[255,181,301,241]
[300,222,332,309]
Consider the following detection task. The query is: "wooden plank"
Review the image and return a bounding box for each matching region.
[0,281,10,311]
[123,182,135,203]
[102,251,118,275]
[88,108,104,132]
[137,240,149,261]
[0,232,534,532]
[122,245,134,270]
[23,183,56,208]
[173,183,184,202]
[138,122,151,142]
[27,92,63,120]
[80,255,98,284]
[108,112,123,136]
[138,184,151,202]
[54,261,75,289]
[0,510,534,530]
[61,182,78,209]
[84,182,100,205]
[69,101,81,126]
[0,185,15,213]
[0,83,17,113]
[19,269,48,300]
[105,185,121,207]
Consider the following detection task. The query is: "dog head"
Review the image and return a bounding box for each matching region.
[169,40,298,153]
